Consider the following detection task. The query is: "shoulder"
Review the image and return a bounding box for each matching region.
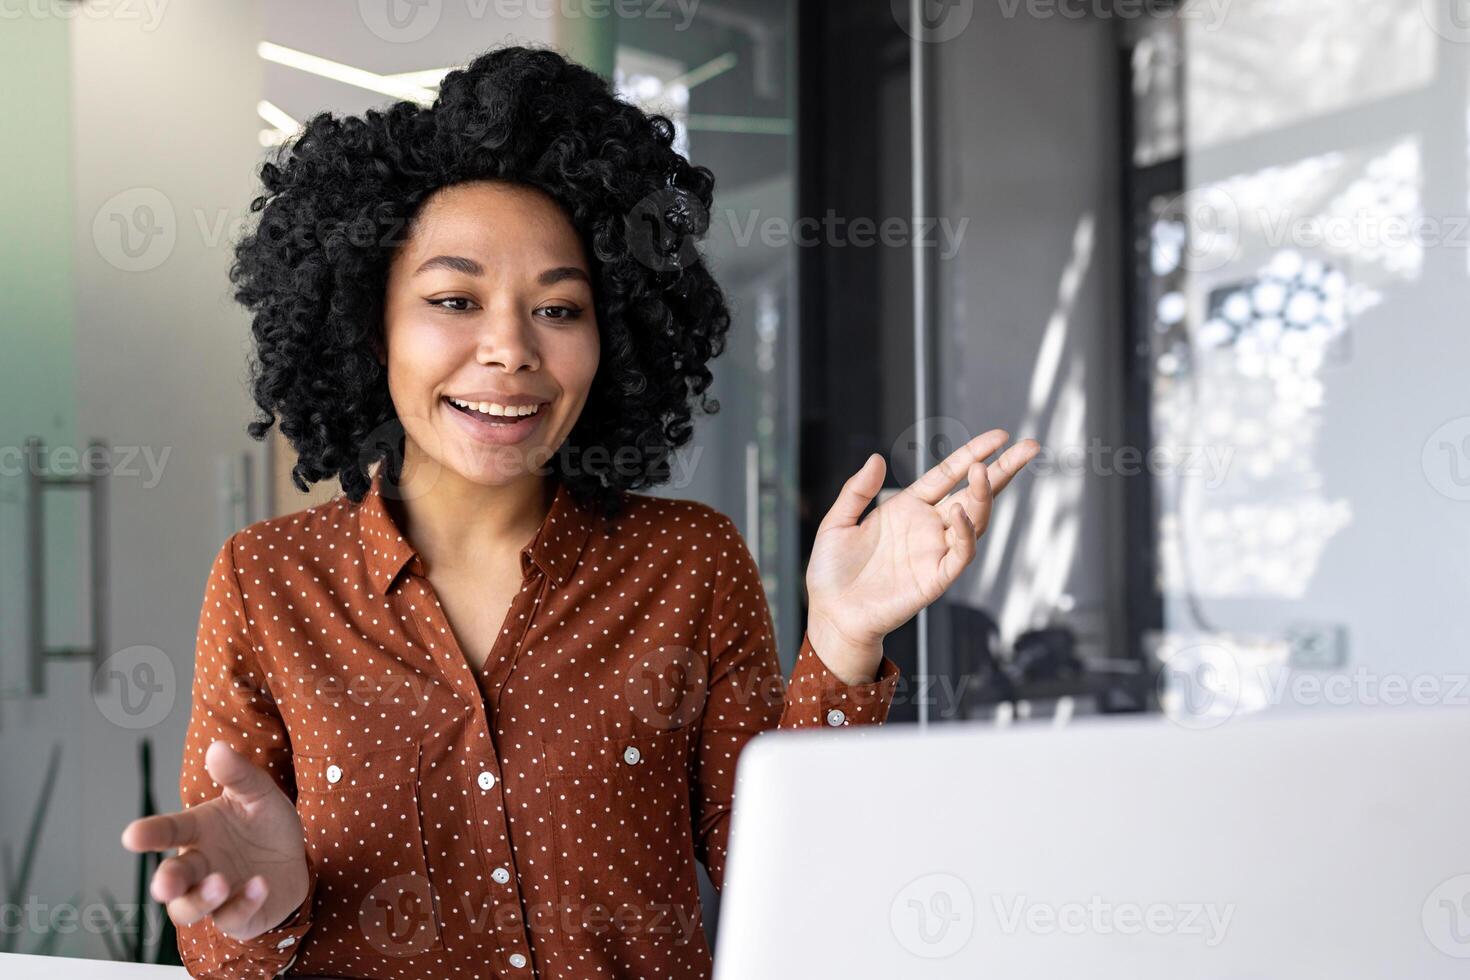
[215,490,359,579]
[606,492,757,589]
[608,491,744,546]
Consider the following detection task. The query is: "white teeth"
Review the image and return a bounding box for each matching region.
[448,397,542,419]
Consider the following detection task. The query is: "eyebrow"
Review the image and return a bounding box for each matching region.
[413,254,483,277]
[412,255,590,287]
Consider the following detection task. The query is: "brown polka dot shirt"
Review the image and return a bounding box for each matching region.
[176,466,901,979]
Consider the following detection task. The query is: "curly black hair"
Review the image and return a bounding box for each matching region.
[230,44,729,518]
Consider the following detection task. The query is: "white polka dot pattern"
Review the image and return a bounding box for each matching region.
[174,467,901,979]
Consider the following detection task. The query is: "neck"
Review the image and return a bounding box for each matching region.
[384,442,554,574]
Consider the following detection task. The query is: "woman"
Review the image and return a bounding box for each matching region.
[120,45,1036,979]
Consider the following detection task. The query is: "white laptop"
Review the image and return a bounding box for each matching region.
[714,707,1470,978]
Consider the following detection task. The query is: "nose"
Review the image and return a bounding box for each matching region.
[474,309,540,373]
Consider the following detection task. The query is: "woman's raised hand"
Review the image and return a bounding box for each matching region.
[120,739,309,940]
[805,429,1040,683]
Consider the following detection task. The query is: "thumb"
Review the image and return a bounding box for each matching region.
[818,453,885,533]
[204,739,279,804]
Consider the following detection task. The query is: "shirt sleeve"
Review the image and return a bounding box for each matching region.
[691,516,901,890]
[175,533,317,977]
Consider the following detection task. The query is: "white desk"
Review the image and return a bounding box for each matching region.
[0,952,344,978]
[0,953,187,977]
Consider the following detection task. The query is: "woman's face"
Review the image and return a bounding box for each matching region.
[381,180,600,489]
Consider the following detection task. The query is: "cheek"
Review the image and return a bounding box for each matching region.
[557,327,601,401]
[385,317,466,402]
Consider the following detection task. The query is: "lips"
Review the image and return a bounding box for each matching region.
[446,396,546,423]
[441,395,547,447]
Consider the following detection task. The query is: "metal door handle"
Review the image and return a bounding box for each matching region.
[25,437,110,695]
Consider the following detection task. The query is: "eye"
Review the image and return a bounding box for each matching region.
[538,304,585,322]
[427,296,476,313]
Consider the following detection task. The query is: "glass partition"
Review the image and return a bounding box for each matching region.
[920,0,1470,728]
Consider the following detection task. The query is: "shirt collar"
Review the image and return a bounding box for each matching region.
[356,466,596,596]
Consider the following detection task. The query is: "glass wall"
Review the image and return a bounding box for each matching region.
[920,2,1141,726]
[918,0,1470,728]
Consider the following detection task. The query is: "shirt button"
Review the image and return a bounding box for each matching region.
[276,935,295,950]
[622,745,642,765]
[325,764,343,784]
[477,770,496,791]
[509,952,527,968]
[492,867,511,884]
[825,708,847,727]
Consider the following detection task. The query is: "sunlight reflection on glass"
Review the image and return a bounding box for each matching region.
[1148,202,1358,604]
[1186,0,1432,150]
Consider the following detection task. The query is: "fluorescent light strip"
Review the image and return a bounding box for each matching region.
[383,67,458,89]
[256,99,300,134]
[257,42,437,104]
[257,99,301,148]
[670,52,737,90]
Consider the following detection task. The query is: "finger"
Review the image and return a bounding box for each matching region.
[817,453,886,534]
[210,875,272,941]
[986,438,1040,496]
[122,809,201,854]
[939,501,977,583]
[939,459,994,538]
[168,870,236,927]
[908,429,1008,505]
[152,848,212,905]
[204,739,278,805]
[965,462,994,537]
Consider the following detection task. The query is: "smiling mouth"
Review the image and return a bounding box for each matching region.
[443,396,547,424]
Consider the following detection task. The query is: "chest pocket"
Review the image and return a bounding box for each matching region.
[542,728,705,949]
[293,741,445,958]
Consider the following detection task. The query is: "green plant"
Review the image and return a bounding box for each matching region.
[99,738,180,964]
[0,741,63,955]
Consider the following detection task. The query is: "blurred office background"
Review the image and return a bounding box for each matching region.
[3,0,1469,963]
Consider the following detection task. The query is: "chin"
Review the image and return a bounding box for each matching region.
[448,439,558,485]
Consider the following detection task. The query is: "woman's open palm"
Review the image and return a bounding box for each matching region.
[120,739,309,940]
[807,429,1039,648]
